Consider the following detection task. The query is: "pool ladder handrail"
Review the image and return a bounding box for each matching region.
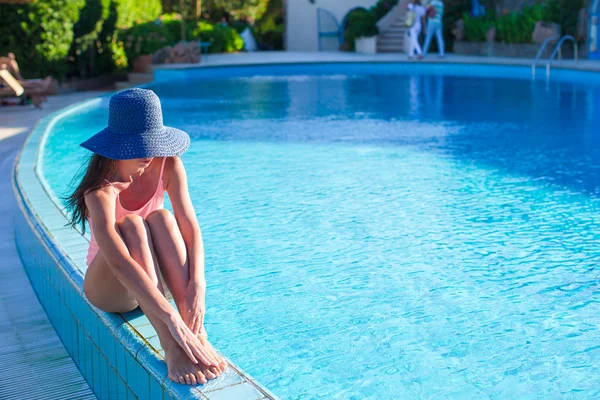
[531,35,558,77]
[532,35,578,78]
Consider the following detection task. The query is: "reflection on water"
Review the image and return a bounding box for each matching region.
[154,72,600,195]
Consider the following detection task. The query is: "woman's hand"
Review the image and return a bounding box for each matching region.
[166,312,217,366]
[180,282,206,335]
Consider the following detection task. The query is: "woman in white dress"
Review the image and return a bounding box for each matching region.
[407,0,427,60]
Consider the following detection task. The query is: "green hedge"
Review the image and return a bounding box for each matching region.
[120,14,244,62]
[344,0,398,51]
[193,21,244,53]
[345,8,378,47]
[495,4,545,44]
[0,0,85,79]
[0,0,161,80]
[463,0,586,44]
[463,13,495,42]
[69,0,162,77]
[254,0,284,50]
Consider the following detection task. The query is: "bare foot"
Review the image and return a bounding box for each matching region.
[198,333,228,375]
[164,342,208,385]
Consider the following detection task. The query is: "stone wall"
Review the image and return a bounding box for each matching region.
[453,40,576,58]
[454,41,542,57]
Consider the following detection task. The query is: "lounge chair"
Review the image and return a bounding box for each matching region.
[0,66,50,108]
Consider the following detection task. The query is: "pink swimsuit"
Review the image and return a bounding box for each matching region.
[86,157,167,266]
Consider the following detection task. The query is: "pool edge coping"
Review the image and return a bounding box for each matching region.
[12,95,279,400]
[152,55,600,74]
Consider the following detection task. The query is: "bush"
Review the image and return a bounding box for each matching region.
[201,0,270,22]
[442,0,471,52]
[0,0,86,80]
[463,13,495,42]
[463,0,585,45]
[120,15,243,61]
[344,8,379,50]
[254,0,284,50]
[0,0,162,80]
[193,21,245,53]
[348,10,379,38]
[69,0,161,76]
[543,0,586,39]
[121,13,191,61]
[258,25,284,50]
[113,0,162,29]
[495,4,544,43]
[342,1,396,51]
[370,0,399,21]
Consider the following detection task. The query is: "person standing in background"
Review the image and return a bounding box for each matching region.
[423,0,445,58]
[407,0,427,60]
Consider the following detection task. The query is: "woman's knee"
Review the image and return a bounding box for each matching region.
[146,209,176,229]
[117,214,147,242]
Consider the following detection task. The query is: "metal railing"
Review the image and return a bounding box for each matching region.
[532,35,578,78]
[546,35,578,77]
[531,35,558,78]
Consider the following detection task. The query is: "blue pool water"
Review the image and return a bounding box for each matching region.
[42,64,600,399]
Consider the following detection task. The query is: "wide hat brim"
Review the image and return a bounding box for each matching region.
[80,126,190,160]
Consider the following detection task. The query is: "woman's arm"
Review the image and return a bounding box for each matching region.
[165,157,206,287]
[86,187,216,365]
[86,188,179,321]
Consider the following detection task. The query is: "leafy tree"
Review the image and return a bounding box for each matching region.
[166,0,270,22]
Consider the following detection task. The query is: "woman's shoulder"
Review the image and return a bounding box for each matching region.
[163,156,184,178]
[164,155,183,168]
[84,184,116,203]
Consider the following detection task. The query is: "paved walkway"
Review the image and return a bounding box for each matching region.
[0,93,103,400]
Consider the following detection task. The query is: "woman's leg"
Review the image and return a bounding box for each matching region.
[436,24,445,56]
[145,209,227,375]
[423,22,435,56]
[409,28,422,57]
[408,31,415,58]
[413,29,423,56]
[84,214,207,385]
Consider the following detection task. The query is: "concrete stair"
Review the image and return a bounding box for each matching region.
[377,10,408,53]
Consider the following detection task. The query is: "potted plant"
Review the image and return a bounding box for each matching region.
[348,10,379,54]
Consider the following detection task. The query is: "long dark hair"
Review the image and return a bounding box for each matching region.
[65,154,118,233]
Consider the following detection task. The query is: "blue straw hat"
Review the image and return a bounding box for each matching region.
[80,88,190,160]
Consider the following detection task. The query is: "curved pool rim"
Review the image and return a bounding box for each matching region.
[14,60,600,400]
[12,96,278,400]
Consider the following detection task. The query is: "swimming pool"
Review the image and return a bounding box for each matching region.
[42,63,600,399]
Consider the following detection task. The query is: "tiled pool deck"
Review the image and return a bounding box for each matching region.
[1,93,100,400]
[5,52,600,400]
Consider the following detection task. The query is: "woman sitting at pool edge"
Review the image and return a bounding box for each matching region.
[67,88,228,385]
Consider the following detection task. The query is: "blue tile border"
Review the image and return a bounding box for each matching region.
[12,91,278,400]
